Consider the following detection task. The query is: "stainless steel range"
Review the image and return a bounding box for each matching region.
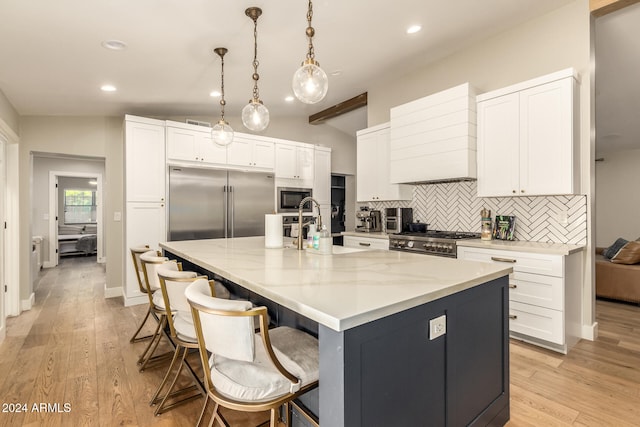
[389,230,481,258]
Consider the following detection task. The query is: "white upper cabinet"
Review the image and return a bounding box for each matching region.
[357,123,412,202]
[390,83,477,184]
[275,141,314,186]
[313,146,331,204]
[125,116,166,202]
[477,69,579,197]
[166,121,227,165]
[227,134,275,169]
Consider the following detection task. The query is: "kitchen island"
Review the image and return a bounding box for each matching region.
[161,236,513,426]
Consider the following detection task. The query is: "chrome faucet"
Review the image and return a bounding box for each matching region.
[296,197,321,250]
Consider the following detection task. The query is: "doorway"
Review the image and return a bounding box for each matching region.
[31,154,105,280]
[48,172,104,267]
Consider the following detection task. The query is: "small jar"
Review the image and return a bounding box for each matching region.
[481,218,492,240]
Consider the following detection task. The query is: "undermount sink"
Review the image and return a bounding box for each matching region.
[283,240,364,254]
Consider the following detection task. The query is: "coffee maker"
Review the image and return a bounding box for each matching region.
[356,208,382,232]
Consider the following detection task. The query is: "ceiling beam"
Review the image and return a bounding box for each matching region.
[309,93,367,124]
[590,0,640,17]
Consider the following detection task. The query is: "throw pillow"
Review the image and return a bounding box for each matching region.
[603,238,628,259]
[611,241,640,265]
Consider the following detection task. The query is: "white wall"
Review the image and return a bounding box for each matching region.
[19,116,122,301]
[0,89,19,137]
[366,0,596,337]
[32,156,105,264]
[595,149,640,246]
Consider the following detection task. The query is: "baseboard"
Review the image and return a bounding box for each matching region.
[98,256,106,264]
[582,321,598,341]
[0,324,6,344]
[104,285,122,299]
[21,292,35,311]
[43,261,55,269]
[124,294,148,307]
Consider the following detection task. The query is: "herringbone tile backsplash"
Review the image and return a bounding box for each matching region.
[368,181,587,245]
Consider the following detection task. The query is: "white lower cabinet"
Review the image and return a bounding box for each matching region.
[343,235,389,250]
[457,245,582,353]
[124,201,166,304]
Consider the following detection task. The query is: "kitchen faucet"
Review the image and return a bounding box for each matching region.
[296,197,321,250]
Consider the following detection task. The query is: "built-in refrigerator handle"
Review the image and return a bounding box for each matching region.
[229,185,234,238]
[223,185,228,239]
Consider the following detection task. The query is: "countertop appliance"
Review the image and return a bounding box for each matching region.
[356,209,381,232]
[385,207,413,233]
[168,166,274,240]
[277,187,313,213]
[389,230,481,258]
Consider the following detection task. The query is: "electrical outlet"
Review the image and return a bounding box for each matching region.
[429,315,446,340]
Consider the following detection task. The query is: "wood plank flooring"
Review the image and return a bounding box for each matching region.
[1,256,639,426]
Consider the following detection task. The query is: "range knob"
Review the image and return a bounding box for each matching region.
[406,241,414,248]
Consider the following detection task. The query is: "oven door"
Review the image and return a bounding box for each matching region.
[277,187,313,213]
[386,217,400,233]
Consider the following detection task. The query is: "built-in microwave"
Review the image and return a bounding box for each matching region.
[277,187,313,213]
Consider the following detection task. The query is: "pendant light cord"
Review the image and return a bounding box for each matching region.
[306,0,315,61]
[220,53,226,121]
[252,15,260,101]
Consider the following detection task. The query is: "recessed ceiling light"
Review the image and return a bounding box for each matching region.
[210,90,221,97]
[101,40,127,50]
[406,25,422,34]
[101,84,117,92]
[285,96,294,102]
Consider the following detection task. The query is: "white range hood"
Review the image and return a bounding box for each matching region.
[389,83,477,184]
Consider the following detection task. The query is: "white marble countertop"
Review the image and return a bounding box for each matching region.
[457,239,585,255]
[341,231,389,239]
[160,236,512,332]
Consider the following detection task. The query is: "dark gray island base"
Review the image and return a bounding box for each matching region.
[168,251,509,427]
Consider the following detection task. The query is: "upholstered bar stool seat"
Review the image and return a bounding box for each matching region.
[137,251,183,372]
[149,267,218,415]
[186,280,319,427]
[129,245,157,343]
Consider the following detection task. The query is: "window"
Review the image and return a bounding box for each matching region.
[64,189,97,224]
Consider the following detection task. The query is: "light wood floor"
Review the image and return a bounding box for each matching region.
[1,256,639,426]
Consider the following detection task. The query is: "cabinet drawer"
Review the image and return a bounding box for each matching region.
[510,272,563,310]
[509,301,563,345]
[458,247,563,277]
[343,236,389,250]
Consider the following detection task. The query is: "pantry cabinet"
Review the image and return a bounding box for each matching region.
[476,69,579,197]
[357,123,412,202]
[124,115,167,305]
[457,244,582,354]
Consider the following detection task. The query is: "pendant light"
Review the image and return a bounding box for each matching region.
[211,47,234,146]
[292,0,328,104]
[241,7,269,132]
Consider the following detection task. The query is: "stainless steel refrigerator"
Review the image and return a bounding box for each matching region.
[168,166,275,241]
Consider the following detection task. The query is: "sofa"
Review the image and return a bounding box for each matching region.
[596,246,640,304]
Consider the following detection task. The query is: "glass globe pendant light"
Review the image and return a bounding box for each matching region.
[241,7,269,132]
[292,0,328,104]
[211,47,234,146]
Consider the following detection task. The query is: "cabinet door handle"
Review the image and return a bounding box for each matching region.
[509,315,517,320]
[491,256,516,263]
[509,284,517,289]
[359,242,371,247]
